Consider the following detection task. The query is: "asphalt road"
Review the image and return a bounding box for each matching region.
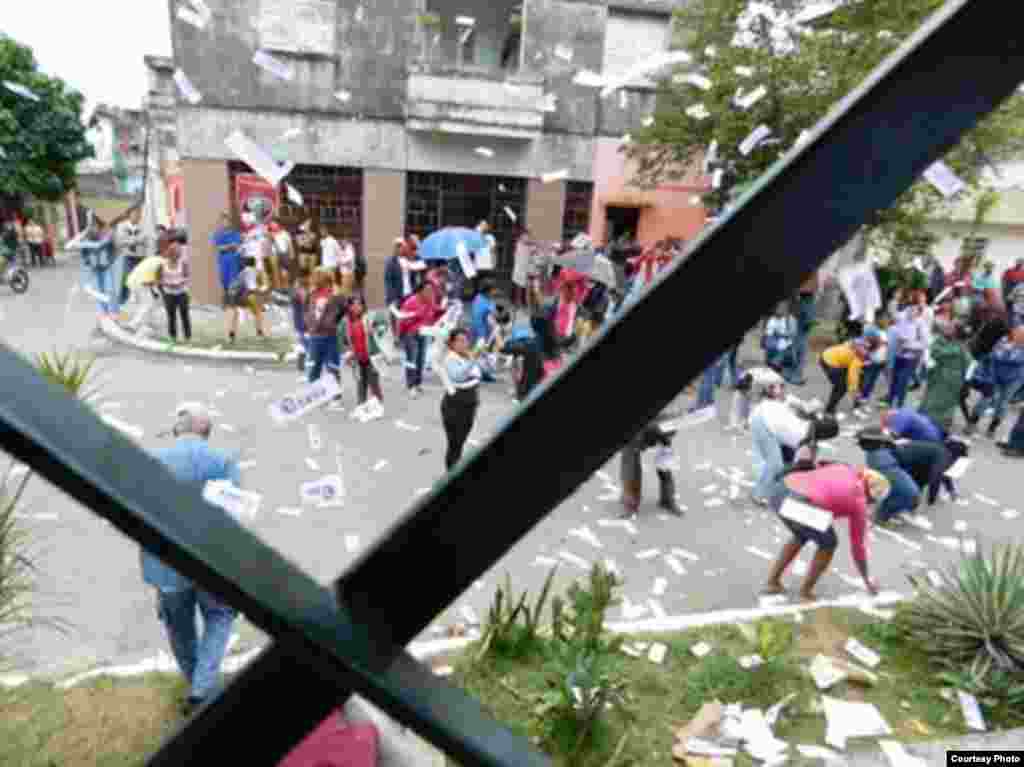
[1,260,1021,677]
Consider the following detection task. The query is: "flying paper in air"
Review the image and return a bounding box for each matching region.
[173,69,202,105]
[253,50,294,81]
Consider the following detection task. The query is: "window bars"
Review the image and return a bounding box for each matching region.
[0,1,1021,765]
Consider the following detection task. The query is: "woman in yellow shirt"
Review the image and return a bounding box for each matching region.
[821,334,879,414]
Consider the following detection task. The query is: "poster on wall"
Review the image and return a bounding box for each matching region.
[235,174,280,233]
[166,175,186,229]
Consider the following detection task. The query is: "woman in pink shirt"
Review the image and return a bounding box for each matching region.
[763,463,890,601]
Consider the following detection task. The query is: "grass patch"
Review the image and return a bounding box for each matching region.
[449,607,1024,766]
[0,674,186,767]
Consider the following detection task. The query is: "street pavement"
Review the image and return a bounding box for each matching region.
[1,261,1022,678]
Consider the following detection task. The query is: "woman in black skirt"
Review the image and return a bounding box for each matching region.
[441,328,482,471]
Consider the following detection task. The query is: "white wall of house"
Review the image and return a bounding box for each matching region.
[928,220,1024,272]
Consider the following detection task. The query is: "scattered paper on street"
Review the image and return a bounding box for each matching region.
[647,642,667,664]
[568,525,603,549]
[474,146,494,158]
[879,740,928,767]
[335,90,352,102]
[945,457,971,479]
[300,475,345,508]
[176,5,207,28]
[345,534,360,553]
[636,548,661,560]
[559,550,590,570]
[652,577,668,596]
[554,44,573,62]
[572,70,605,88]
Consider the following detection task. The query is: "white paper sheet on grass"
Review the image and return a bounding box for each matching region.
[822,696,891,750]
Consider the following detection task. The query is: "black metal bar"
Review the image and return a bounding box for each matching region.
[0,1,1019,765]
[0,353,548,767]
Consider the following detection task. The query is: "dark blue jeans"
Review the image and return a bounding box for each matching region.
[401,333,427,389]
[157,587,237,701]
[860,362,884,400]
[308,334,340,383]
[1007,409,1024,450]
[888,355,919,409]
[867,450,922,523]
[793,294,816,378]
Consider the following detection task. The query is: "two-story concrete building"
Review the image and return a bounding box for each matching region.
[167,0,705,305]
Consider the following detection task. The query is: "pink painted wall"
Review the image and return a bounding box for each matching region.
[589,137,707,246]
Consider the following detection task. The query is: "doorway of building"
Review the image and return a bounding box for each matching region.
[405,171,527,284]
[606,205,640,242]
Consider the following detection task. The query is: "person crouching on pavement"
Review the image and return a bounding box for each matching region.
[144,403,240,716]
[820,332,880,415]
[619,412,685,521]
[749,369,815,506]
[762,463,887,602]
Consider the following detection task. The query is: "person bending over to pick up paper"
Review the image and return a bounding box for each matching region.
[762,463,889,602]
[619,410,685,521]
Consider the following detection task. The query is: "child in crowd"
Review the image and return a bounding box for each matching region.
[340,295,385,419]
[290,268,311,374]
[226,255,270,343]
[763,302,798,381]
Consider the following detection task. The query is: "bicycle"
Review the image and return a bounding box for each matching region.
[0,258,30,294]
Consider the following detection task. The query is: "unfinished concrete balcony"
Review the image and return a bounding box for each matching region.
[405,72,545,139]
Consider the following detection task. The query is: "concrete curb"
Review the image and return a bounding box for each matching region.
[98,316,283,363]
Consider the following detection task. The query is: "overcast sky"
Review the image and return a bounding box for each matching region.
[3,0,172,111]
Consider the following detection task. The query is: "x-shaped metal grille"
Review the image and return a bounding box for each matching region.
[0,2,1021,764]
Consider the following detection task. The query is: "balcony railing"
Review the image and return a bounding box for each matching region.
[405,71,545,138]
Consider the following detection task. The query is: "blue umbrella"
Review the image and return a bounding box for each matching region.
[419,227,486,262]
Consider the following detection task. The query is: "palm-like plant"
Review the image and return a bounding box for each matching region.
[900,543,1024,686]
[1,350,99,660]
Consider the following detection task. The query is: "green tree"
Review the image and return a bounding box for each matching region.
[0,34,93,210]
[627,0,1024,261]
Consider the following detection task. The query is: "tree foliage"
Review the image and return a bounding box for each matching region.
[0,34,93,207]
[627,0,1024,260]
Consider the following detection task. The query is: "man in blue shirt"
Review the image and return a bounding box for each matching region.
[470,281,497,345]
[882,407,944,443]
[210,213,242,303]
[143,403,240,716]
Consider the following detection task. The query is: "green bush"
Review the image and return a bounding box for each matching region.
[899,543,1024,687]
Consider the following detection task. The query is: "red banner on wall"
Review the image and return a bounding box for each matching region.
[235,174,280,233]
[166,174,185,227]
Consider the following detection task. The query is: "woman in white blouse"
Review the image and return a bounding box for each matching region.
[441,328,482,471]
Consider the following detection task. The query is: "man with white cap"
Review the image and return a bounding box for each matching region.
[748,367,814,506]
[142,402,241,716]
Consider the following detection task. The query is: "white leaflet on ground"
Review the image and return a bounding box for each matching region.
[394,420,421,432]
[276,507,303,517]
[1003,509,1020,520]
[923,161,966,198]
[533,555,558,567]
[568,525,603,549]
[957,691,986,731]
[648,598,668,619]
[701,483,719,494]
[559,550,590,570]
[973,492,998,506]
[345,534,360,553]
[759,594,788,607]
[845,637,881,668]
[474,146,495,158]
[173,69,202,104]
[620,596,648,620]
[300,475,345,508]
[647,642,667,664]
[335,90,352,102]
[690,641,712,657]
[735,65,755,77]
[664,555,686,576]
[736,85,768,110]
[635,548,661,560]
[810,655,847,690]
[953,520,968,533]
[823,696,891,750]
[305,457,320,471]
[879,741,928,767]
[745,546,773,561]
[677,73,712,90]
[460,605,479,625]
[686,103,711,121]
[672,547,700,562]
[739,124,772,156]
[253,49,294,81]
[652,577,668,596]
[541,168,569,184]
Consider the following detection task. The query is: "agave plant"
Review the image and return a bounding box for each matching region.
[34,349,101,402]
[900,543,1024,686]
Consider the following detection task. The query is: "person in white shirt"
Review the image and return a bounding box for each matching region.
[320,228,342,270]
[338,238,356,297]
[749,369,813,505]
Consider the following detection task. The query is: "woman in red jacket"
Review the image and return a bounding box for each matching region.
[398,281,444,398]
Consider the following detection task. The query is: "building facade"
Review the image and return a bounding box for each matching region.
[168,0,706,306]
